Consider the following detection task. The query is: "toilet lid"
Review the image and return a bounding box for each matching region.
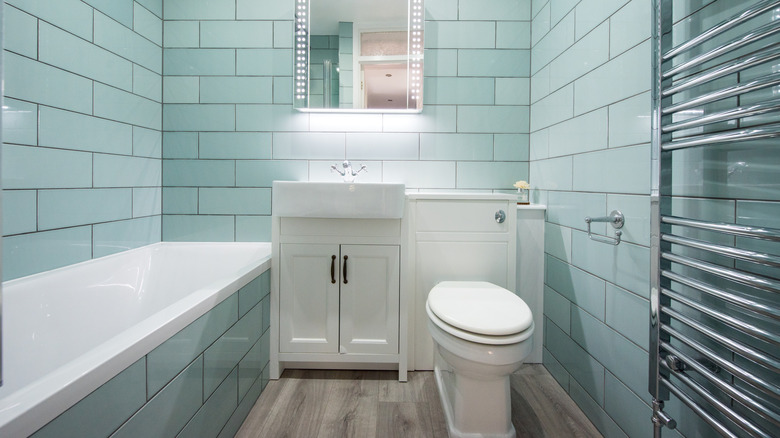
[428,281,533,336]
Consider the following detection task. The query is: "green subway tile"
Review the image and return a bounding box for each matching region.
[572,227,649,297]
[163,21,199,48]
[236,105,309,132]
[147,294,238,396]
[93,216,161,258]
[94,11,162,73]
[3,144,92,189]
[274,21,294,48]
[4,5,38,58]
[426,0,458,19]
[529,156,573,191]
[30,358,146,438]
[456,161,528,189]
[2,98,37,145]
[179,368,238,438]
[4,52,93,114]
[575,0,630,40]
[163,160,235,187]
[162,187,198,214]
[83,0,133,28]
[163,104,235,132]
[530,84,573,131]
[200,21,273,48]
[261,296,270,332]
[133,187,162,217]
[551,0,579,25]
[605,283,649,351]
[136,0,162,18]
[39,107,133,155]
[199,188,272,215]
[6,0,93,40]
[309,113,383,132]
[94,84,162,130]
[426,21,496,49]
[545,222,572,263]
[542,346,570,390]
[458,49,530,77]
[133,2,162,45]
[163,215,235,241]
[164,49,236,76]
[494,134,530,161]
[163,77,199,104]
[236,216,272,242]
[420,134,494,161]
[608,92,651,147]
[458,106,529,134]
[3,226,92,281]
[497,21,531,49]
[570,306,650,403]
[346,133,420,160]
[459,0,530,20]
[546,191,605,232]
[549,21,609,92]
[273,77,294,104]
[544,286,571,334]
[163,132,198,159]
[204,304,263,398]
[133,65,162,102]
[2,190,37,235]
[133,127,163,158]
[610,0,651,56]
[236,49,293,76]
[532,3,550,46]
[531,12,575,74]
[424,49,458,77]
[545,322,605,404]
[545,254,606,320]
[424,77,494,105]
[199,132,273,159]
[238,331,268,401]
[200,77,274,104]
[237,0,293,19]
[572,144,650,195]
[604,372,653,438]
[383,105,457,133]
[495,78,530,106]
[217,365,266,438]
[164,0,235,19]
[607,194,651,247]
[112,357,203,438]
[94,155,161,188]
[239,272,270,318]
[569,378,629,438]
[38,189,132,230]
[235,160,308,187]
[548,108,607,157]
[382,161,456,189]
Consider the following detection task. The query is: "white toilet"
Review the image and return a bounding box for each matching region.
[426,281,534,438]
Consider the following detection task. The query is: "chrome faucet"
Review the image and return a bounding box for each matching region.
[330,160,367,182]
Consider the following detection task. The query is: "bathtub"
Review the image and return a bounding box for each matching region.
[0,242,272,437]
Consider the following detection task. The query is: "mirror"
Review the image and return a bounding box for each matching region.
[294,0,424,112]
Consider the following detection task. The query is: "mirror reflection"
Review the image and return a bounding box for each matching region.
[294,0,424,112]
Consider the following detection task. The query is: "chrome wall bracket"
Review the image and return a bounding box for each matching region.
[584,210,625,245]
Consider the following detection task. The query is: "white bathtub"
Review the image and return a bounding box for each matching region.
[0,242,272,437]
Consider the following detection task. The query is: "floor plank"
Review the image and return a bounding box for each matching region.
[236,365,603,438]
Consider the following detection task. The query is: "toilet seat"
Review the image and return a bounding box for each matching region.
[427,281,534,345]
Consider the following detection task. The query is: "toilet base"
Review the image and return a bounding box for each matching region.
[432,352,516,438]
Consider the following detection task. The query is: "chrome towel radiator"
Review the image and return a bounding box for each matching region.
[650,1,780,437]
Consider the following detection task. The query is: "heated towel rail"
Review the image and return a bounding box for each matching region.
[650,1,780,437]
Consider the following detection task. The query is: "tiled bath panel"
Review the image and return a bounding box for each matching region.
[29,270,271,438]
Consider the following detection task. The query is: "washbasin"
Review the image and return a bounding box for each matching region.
[272,181,406,218]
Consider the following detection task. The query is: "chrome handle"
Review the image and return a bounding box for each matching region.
[330,255,337,284]
[584,210,625,245]
[495,210,506,223]
[342,255,348,284]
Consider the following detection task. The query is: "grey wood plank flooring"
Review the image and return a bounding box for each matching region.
[236,365,602,438]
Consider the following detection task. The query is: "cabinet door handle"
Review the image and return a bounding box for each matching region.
[330,255,337,284]
[343,255,348,284]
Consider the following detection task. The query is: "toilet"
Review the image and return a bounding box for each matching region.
[426,281,534,438]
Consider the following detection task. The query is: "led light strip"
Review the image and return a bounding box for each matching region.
[409,0,424,103]
[295,0,309,102]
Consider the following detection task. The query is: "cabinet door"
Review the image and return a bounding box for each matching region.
[279,243,340,353]
[339,245,400,355]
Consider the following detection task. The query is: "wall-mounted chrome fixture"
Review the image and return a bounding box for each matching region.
[584,210,625,246]
[330,160,367,182]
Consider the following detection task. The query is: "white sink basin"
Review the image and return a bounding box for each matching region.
[272,181,406,218]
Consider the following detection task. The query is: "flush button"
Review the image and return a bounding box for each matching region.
[495,210,506,223]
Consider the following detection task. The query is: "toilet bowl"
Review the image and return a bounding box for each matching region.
[426,281,534,438]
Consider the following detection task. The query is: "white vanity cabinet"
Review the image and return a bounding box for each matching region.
[271,216,407,381]
[279,243,399,355]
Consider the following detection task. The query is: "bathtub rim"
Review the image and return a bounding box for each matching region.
[0,241,272,438]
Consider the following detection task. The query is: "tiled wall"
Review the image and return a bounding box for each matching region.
[2,0,163,281]
[161,0,532,242]
[31,270,271,438]
[529,0,655,437]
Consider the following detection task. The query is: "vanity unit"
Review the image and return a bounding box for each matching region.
[270,181,408,381]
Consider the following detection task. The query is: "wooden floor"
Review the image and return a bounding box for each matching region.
[236,365,603,438]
